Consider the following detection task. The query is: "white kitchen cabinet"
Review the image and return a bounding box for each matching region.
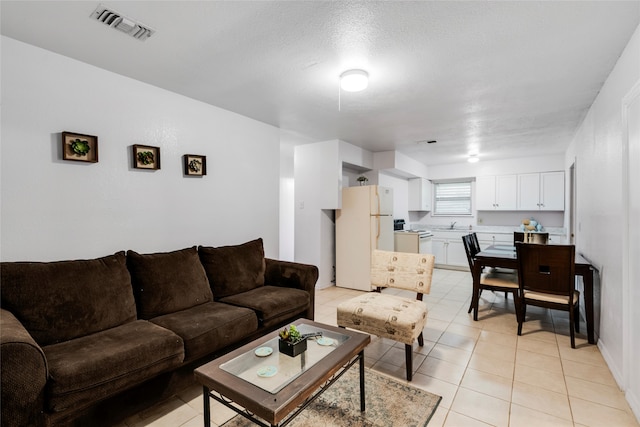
[517,172,564,211]
[408,178,431,211]
[475,232,513,249]
[431,231,467,269]
[476,175,517,210]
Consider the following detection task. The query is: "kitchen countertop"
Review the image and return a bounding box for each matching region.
[411,225,566,236]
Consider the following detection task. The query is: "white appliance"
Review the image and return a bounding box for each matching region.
[394,230,433,255]
[336,185,394,291]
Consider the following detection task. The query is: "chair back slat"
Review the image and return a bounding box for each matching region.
[370,250,434,294]
[461,234,479,272]
[515,243,575,296]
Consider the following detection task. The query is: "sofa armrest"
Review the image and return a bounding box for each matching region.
[1,308,48,427]
[264,259,318,320]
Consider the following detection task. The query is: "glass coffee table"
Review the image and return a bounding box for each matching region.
[194,319,370,427]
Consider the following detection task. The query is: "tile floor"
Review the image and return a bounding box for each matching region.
[120,269,639,427]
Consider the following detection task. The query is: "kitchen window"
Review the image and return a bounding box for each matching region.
[433,181,472,216]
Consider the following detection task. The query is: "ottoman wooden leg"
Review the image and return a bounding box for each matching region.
[405,344,413,381]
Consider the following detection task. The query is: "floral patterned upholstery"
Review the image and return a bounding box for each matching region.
[337,250,435,346]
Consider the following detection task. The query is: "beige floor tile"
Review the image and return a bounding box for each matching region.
[450,387,510,427]
[460,368,512,401]
[363,337,393,359]
[565,376,629,410]
[428,307,459,322]
[444,410,493,426]
[514,364,567,394]
[511,381,572,421]
[467,353,515,380]
[445,322,482,339]
[516,336,560,358]
[509,403,574,427]
[411,372,459,409]
[437,331,477,352]
[378,346,427,371]
[178,416,204,427]
[561,359,618,387]
[473,340,516,364]
[125,396,200,427]
[518,323,558,344]
[570,396,640,427]
[558,342,606,366]
[516,349,563,374]
[416,356,467,385]
[370,360,410,382]
[477,329,517,349]
[426,405,448,427]
[428,343,473,367]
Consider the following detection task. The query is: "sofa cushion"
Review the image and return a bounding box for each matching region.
[219,286,310,329]
[43,320,184,413]
[0,252,136,346]
[127,247,213,319]
[150,301,258,363]
[198,238,266,299]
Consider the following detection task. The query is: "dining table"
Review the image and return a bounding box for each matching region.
[472,244,596,344]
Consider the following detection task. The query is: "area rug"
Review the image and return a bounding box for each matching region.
[221,367,442,427]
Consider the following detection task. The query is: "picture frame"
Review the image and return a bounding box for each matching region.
[62,131,98,163]
[133,145,161,170]
[183,154,207,176]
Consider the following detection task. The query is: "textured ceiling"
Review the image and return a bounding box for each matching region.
[1,1,638,165]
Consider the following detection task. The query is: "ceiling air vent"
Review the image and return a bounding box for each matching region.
[90,4,155,41]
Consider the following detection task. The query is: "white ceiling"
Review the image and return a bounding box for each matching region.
[1,1,638,166]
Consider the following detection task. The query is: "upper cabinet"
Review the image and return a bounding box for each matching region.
[517,172,565,211]
[476,171,565,211]
[408,178,431,211]
[476,175,517,210]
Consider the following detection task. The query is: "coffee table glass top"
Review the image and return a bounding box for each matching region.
[220,323,350,394]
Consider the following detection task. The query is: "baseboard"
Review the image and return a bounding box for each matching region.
[598,339,640,423]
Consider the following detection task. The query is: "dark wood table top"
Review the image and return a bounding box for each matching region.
[476,245,591,269]
[194,319,370,425]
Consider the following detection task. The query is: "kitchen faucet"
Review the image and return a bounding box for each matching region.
[449,221,457,229]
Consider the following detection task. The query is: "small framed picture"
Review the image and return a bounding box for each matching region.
[133,145,161,170]
[62,132,98,163]
[184,154,207,176]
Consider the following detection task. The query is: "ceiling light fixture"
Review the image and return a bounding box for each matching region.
[467,154,480,163]
[340,69,369,92]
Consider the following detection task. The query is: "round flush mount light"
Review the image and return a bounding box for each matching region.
[467,154,480,163]
[340,69,369,92]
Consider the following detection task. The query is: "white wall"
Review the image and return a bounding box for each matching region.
[0,36,281,261]
[565,23,640,419]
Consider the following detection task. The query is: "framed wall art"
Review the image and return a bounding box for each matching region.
[184,154,207,176]
[62,131,98,163]
[133,145,160,170]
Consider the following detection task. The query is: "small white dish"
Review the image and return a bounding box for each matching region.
[256,366,277,378]
[254,347,273,357]
[316,337,334,346]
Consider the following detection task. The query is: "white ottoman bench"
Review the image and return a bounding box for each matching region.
[337,250,435,381]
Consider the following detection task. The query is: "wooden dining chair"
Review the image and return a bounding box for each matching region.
[515,243,580,348]
[462,234,519,320]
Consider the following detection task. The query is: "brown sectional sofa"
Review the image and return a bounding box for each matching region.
[0,238,318,427]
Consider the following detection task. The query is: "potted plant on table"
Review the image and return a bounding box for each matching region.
[278,325,307,357]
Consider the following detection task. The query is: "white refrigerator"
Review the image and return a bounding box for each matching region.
[336,185,394,291]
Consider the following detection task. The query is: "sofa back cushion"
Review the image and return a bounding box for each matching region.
[127,246,213,319]
[0,252,136,346]
[198,238,266,299]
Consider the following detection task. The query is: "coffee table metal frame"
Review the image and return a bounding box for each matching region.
[194,319,371,427]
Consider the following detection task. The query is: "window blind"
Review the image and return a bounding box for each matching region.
[434,181,472,215]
